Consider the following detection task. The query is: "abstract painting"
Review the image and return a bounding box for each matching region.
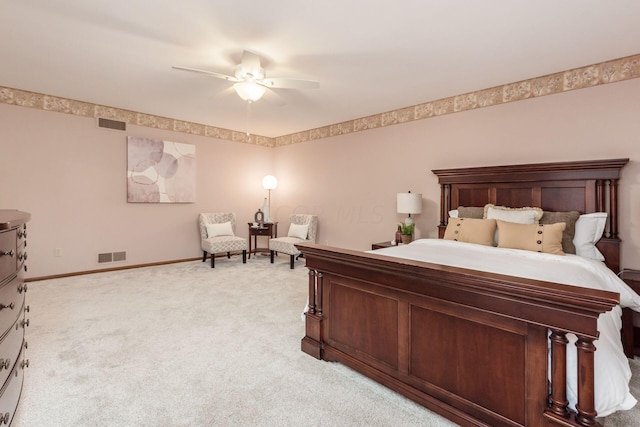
[127,136,196,203]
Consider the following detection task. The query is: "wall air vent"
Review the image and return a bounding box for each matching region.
[98,253,113,263]
[98,251,127,263]
[113,251,126,262]
[97,117,126,131]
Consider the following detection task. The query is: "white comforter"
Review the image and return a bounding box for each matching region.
[371,238,640,417]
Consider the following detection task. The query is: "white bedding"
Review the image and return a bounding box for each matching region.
[371,238,640,417]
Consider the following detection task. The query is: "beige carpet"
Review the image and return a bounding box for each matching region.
[12,255,640,426]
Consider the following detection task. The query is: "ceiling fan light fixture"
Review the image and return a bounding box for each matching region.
[233,81,266,102]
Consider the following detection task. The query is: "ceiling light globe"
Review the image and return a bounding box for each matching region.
[233,82,266,102]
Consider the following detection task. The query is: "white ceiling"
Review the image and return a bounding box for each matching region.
[3,1,640,138]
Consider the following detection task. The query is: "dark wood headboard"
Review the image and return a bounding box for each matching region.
[432,158,629,273]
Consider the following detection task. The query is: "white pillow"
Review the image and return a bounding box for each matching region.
[484,204,543,224]
[206,221,234,238]
[448,209,459,218]
[288,223,309,240]
[573,213,607,261]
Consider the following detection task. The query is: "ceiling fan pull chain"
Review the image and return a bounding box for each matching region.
[245,100,253,142]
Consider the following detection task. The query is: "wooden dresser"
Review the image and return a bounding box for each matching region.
[0,210,30,425]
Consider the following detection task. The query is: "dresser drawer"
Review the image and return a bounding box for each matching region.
[16,225,26,248]
[0,276,23,337]
[0,231,16,283]
[17,245,26,274]
[0,344,25,426]
[0,305,25,390]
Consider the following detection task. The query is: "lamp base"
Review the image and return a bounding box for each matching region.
[404,216,415,225]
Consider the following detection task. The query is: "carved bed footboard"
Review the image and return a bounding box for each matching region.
[298,244,618,427]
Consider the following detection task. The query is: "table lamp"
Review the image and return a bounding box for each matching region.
[397,191,422,225]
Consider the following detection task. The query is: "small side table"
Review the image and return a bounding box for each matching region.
[248,222,278,259]
[371,241,396,250]
[620,269,640,357]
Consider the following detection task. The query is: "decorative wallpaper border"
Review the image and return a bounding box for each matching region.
[275,53,640,147]
[0,87,275,147]
[1,54,638,148]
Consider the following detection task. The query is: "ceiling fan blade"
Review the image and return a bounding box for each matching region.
[172,66,240,82]
[241,50,262,74]
[259,78,320,90]
[209,86,236,100]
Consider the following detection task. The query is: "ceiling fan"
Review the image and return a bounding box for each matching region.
[172,50,319,103]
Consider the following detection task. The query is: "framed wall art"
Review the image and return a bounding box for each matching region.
[127,136,196,203]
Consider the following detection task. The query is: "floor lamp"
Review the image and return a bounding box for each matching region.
[262,175,278,222]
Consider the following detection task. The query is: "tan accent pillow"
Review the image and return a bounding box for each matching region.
[484,204,544,224]
[443,218,497,246]
[457,206,485,219]
[539,211,580,254]
[496,220,566,255]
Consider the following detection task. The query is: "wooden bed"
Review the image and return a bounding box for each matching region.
[298,158,630,427]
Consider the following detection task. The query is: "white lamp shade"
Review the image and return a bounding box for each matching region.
[262,175,278,190]
[233,81,266,102]
[397,192,422,214]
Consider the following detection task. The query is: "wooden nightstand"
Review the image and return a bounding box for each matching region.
[248,222,277,259]
[620,269,640,357]
[371,241,396,250]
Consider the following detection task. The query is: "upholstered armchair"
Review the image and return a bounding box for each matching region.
[269,214,318,269]
[198,213,247,268]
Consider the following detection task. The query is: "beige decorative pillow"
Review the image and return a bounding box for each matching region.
[484,204,544,224]
[443,218,497,246]
[496,220,566,255]
[539,211,580,254]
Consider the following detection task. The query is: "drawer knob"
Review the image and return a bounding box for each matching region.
[0,302,15,311]
[0,250,14,257]
[18,252,27,261]
[22,319,30,328]
[21,359,29,369]
[25,305,30,313]
[0,359,10,370]
[18,283,28,293]
[0,412,9,424]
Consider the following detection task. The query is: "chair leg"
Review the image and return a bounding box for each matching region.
[290,255,295,269]
[202,251,207,262]
[211,253,215,268]
[270,250,275,264]
[242,250,247,264]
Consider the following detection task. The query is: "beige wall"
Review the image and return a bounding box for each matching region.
[273,78,640,268]
[1,78,639,278]
[1,104,274,277]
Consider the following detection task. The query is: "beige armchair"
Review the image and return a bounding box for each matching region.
[269,214,318,269]
[198,213,247,268]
